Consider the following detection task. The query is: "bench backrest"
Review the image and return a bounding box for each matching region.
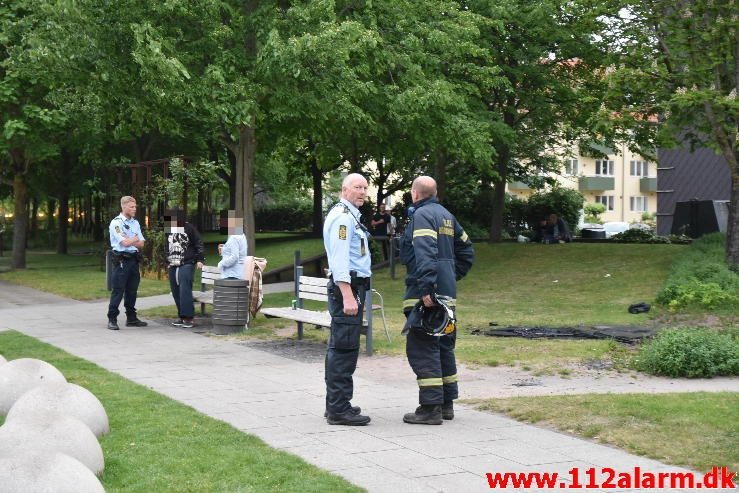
[201,265,221,286]
[298,275,329,302]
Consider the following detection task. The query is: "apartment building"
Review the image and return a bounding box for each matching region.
[508,142,658,224]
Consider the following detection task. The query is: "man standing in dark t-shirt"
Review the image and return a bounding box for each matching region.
[370,203,393,259]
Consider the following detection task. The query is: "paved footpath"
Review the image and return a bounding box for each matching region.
[0,283,736,492]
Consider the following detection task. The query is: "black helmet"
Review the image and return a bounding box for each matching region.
[415,295,456,336]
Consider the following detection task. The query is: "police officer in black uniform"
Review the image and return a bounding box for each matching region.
[400,176,474,424]
[107,196,148,330]
[322,173,372,426]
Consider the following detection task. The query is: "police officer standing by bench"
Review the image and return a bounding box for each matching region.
[400,176,474,424]
[107,196,148,331]
[323,173,372,426]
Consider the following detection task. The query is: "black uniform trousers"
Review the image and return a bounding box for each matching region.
[107,256,141,322]
[325,278,367,415]
[404,316,459,405]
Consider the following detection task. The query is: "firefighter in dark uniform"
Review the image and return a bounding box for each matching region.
[400,176,474,424]
[323,173,372,426]
[107,196,148,331]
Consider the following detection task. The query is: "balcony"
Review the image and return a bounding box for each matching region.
[640,177,657,193]
[508,181,531,190]
[578,176,615,192]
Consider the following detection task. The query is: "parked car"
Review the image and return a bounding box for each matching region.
[603,221,629,239]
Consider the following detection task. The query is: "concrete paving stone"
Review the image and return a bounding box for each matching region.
[498,425,596,450]
[218,392,295,406]
[354,416,437,440]
[421,471,499,493]
[550,443,674,470]
[249,426,322,449]
[426,424,517,444]
[239,399,307,418]
[315,429,402,454]
[337,466,439,493]
[385,434,491,459]
[470,438,576,466]
[184,397,243,416]
[353,448,465,478]
[212,411,274,431]
[280,442,373,472]
[446,453,531,476]
[273,414,339,434]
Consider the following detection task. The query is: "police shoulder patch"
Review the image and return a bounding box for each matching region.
[338,224,347,240]
[115,226,121,234]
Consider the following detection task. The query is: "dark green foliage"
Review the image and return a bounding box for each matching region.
[526,186,585,231]
[611,229,670,244]
[636,328,739,378]
[255,202,313,231]
[657,234,739,309]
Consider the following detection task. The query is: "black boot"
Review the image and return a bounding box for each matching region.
[403,405,442,425]
[442,402,454,420]
[327,410,371,426]
[324,405,361,418]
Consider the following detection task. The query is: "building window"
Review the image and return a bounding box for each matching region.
[630,160,649,177]
[564,158,579,176]
[630,196,648,212]
[595,195,614,211]
[595,160,614,176]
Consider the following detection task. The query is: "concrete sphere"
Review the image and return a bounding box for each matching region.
[8,382,110,437]
[0,449,105,493]
[0,358,66,416]
[0,411,105,474]
[0,354,6,365]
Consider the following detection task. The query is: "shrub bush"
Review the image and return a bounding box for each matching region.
[611,229,670,244]
[656,233,739,310]
[255,202,313,231]
[526,186,584,232]
[635,328,739,378]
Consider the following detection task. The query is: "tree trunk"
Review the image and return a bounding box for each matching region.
[727,158,738,270]
[11,172,28,269]
[489,158,509,243]
[57,191,69,255]
[235,123,257,255]
[311,159,323,236]
[224,148,237,209]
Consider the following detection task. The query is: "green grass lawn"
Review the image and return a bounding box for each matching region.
[0,331,360,493]
[147,242,700,370]
[468,392,739,472]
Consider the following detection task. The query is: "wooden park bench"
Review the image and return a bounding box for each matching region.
[261,265,389,355]
[192,265,221,315]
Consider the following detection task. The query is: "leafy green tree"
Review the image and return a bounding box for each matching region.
[465,0,610,242]
[599,0,738,268]
[0,1,67,268]
[584,202,606,224]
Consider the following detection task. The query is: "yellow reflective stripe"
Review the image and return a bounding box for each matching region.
[413,228,437,239]
[442,374,458,384]
[403,299,418,308]
[460,231,469,243]
[417,377,443,387]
